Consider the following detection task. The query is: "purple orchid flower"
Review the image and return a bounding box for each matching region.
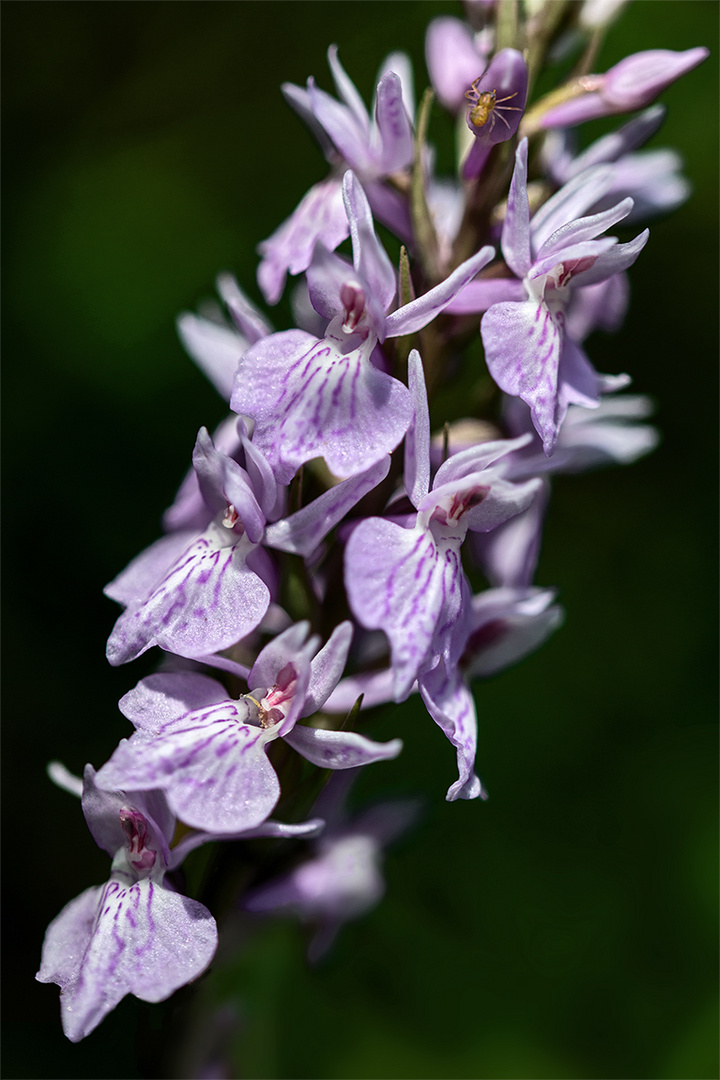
[538,47,708,129]
[542,107,690,226]
[462,48,528,180]
[234,171,494,483]
[449,138,649,454]
[36,767,218,1042]
[96,621,402,834]
[245,773,418,960]
[106,424,389,666]
[344,350,542,704]
[258,46,415,304]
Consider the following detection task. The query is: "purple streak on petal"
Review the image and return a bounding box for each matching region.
[385,245,495,338]
[119,672,229,735]
[482,299,563,454]
[265,456,390,557]
[285,725,403,769]
[97,704,282,833]
[105,531,197,608]
[37,879,217,1042]
[235,324,411,482]
[106,523,270,665]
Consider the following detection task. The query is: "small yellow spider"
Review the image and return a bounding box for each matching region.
[465,79,522,135]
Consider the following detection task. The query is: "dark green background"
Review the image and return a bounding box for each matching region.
[3,2,717,1078]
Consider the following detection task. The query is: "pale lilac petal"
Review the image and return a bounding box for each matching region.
[567,228,648,286]
[529,236,616,283]
[104,530,197,607]
[257,178,349,305]
[235,324,412,482]
[377,51,415,123]
[302,621,354,716]
[444,277,526,314]
[119,672,229,735]
[323,667,397,714]
[535,197,634,261]
[164,416,243,535]
[284,724,403,769]
[539,92,616,129]
[529,165,615,252]
[192,428,265,544]
[96,701,281,833]
[465,587,563,677]
[565,273,629,341]
[38,879,216,1042]
[603,47,709,110]
[248,622,314,694]
[464,475,542,533]
[81,767,175,866]
[557,336,603,412]
[327,45,370,133]
[404,349,431,508]
[345,518,470,700]
[106,521,270,666]
[433,434,532,488]
[47,761,84,798]
[426,17,488,111]
[176,314,246,402]
[167,817,326,869]
[216,273,272,344]
[264,456,390,557]
[343,172,396,325]
[363,180,414,243]
[558,105,666,177]
[471,482,549,589]
[306,245,355,322]
[418,662,483,801]
[385,245,495,338]
[482,299,563,454]
[239,430,280,523]
[308,80,374,171]
[373,71,414,173]
[547,394,659,470]
[281,81,335,158]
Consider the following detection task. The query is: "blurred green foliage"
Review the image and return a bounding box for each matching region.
[3,3,717,1078]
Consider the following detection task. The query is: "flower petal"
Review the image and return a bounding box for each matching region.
[284,724,403,769]
[419,662,484,801]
